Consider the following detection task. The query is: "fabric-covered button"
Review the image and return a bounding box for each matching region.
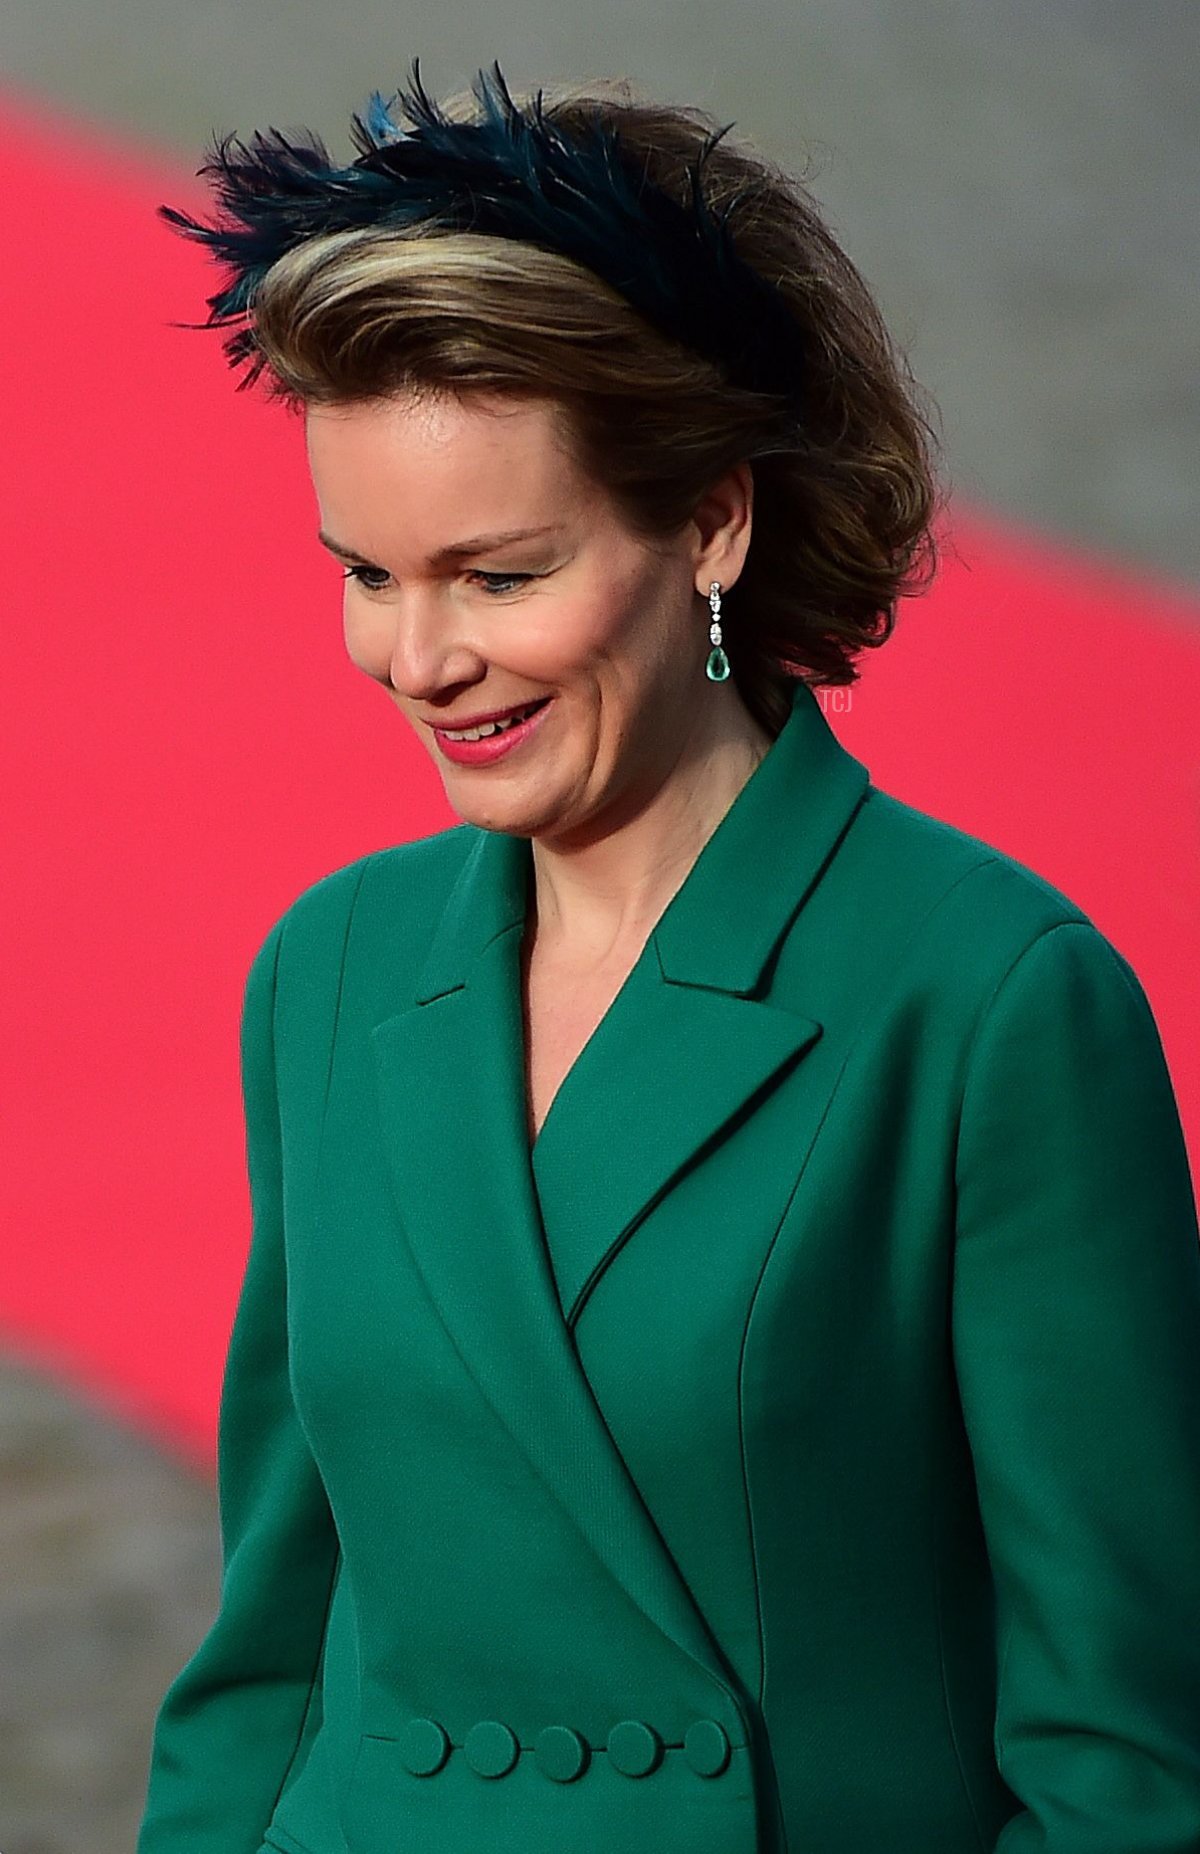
[684,1718,731,1777]
[534,1724,590,1782]
[607,1719,663,1777]
[399,1716,451,1776]
[464,1719,520,1778]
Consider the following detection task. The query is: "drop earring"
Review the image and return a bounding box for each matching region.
[706,581,730,682]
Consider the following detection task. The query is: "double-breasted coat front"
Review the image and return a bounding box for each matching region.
[137,678,1200,1854]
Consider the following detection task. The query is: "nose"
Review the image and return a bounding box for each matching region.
[381,588,485,701]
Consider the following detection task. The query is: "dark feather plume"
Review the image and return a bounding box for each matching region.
[158,58,806,401]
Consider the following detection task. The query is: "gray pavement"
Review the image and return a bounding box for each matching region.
[0,1361,218,1854]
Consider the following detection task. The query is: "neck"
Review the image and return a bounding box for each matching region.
[524,690,774,968]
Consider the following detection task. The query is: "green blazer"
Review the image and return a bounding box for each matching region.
[137,678,1200,1854]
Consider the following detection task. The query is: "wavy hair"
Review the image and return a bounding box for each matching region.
[242,74,945,737]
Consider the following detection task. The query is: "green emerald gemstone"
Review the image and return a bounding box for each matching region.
[706,645,731,682]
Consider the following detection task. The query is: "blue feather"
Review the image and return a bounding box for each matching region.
[158,57,805,405]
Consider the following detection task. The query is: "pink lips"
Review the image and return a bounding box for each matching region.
[432,696,553,766]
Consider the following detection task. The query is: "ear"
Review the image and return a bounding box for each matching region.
[689,461,754,597]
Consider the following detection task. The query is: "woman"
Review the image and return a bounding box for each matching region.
[137,62,1200,1854]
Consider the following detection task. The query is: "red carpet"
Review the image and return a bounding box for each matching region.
[2,88,1197,1466]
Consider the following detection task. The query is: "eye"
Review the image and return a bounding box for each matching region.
[341,564,390,591]
[468,571,535,595]
[341,566,536,595]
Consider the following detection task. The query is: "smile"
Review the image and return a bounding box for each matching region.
[432,696,554,766]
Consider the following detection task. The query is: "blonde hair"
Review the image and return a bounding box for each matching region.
[247,75,944,738]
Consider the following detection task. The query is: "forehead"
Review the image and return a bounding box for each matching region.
[306,391,572,490]
[304,392,593,560]
[306,391,597,563]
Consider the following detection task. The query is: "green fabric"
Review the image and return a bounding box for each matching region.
[137,680,1200,1854]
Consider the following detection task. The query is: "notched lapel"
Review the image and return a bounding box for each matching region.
[367,680,870,1694]
[527,941,823,1324]
[369,929,740,1691]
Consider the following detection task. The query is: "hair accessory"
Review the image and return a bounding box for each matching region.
[158,58,807,405]
[706,581,730,682]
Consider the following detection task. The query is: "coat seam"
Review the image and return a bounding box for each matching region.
[946,917,1093,1831]
[265,1544,343,1829]
[261,864,367,1837]
[949,915,1088,1192]
[261,1819,321,1854]
[740,850,1005,1715]
[734,853,1009,1852]
[311,858,374,1206]
[931,1534,990,1852]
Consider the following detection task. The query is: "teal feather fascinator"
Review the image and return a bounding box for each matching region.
[159,58,808,404]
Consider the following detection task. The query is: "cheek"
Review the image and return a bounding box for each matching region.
[535,581,649,668]
[342,598,392,676]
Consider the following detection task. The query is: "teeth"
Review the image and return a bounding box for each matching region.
[442,701,542,742]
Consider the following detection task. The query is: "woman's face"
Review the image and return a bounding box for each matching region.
[305,389,751,843]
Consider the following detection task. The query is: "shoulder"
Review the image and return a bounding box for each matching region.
[245,821,475,993]
[838,784,1143,1020]
[854,784,1087,926]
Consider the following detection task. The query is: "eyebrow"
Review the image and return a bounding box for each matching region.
[317,525,561,565]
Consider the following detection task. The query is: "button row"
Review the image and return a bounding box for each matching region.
[396,1716,732,1781]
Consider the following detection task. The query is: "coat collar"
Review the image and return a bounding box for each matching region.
[410,676,870,1005]
[368,679,870,1707]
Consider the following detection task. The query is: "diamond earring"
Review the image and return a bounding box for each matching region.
[706,581,730,682]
